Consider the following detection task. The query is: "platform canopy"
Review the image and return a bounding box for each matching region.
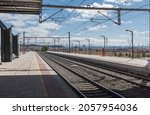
[0,0,42,15]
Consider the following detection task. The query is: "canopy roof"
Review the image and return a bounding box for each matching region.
[0,0,42,14]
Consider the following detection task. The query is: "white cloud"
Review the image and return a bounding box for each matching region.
[108,38,128,46]
[134,30,149,36]
[105,0,117,2]
[71,36,130,46]
[0,13,61,37]
[70,9,98,18]
[66,2,115,23]
[104,0,143,6]
[62,34,149,47]
[26,20,38,25]
[88,25,107,31]
[16,21,60,37]
[121,20,133,24]
[70,17,89,22]
[0,13,38,22]
[92,2,114,8]
[134,0,143,1]
[112,20,133,26]
[104,0,143,3]
[6,20,26,27]
[80,3,114,18]
[38,22,59,30]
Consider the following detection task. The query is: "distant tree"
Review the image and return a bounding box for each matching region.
[125,52,128,57]
[142,51,146,58]
[118,52,123,57]
[114,52,117,56]
[41,46,49,51]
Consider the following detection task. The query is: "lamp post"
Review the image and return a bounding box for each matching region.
[126,29,134,59]
[72,42,74,53]
[68,32,71,53]
[85,39,90,54]
[100,36,106,56]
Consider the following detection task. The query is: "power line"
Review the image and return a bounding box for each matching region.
[49,0,88,36]
[70,3,150,36]
[61,3,149,37]
[48,0,75,36]
[58,0,98,35]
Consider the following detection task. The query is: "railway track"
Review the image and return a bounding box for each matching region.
[38,52,124,98]
[51,53,149,78]
[48,52,150,88]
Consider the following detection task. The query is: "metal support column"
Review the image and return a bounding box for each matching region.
[23,31,25,53]
[12,35,19,58]
[1,28,12,62]
[68,32,70,53]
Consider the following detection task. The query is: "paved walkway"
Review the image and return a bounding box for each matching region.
[0,52,78,98]
[49,51,150,68]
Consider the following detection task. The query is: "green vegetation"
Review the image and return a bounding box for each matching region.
[142,51,146,58]
[118,52,123,57]
[41,46,49,51]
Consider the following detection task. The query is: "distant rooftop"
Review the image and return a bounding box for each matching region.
[0,0,42,15]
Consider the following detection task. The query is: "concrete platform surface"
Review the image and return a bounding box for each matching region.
[0,51,78,98]
[48,51,150,68]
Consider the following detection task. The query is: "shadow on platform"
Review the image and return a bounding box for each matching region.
[0,75,78,98]
[1,74,148,98]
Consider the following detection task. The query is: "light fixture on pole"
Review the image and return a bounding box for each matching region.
[100,36,106,56]
[126,29,134,59]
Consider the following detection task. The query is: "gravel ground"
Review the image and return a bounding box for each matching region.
[44,53,150,98]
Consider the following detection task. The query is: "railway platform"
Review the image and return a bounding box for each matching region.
[48,51,150,77]
[48,51,150,67]
[0,51,78,98]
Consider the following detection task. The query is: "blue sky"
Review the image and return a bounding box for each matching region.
[0,0,149,47]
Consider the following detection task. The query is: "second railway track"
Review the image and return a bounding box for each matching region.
[38,52,124,98]
[38,52,150,97]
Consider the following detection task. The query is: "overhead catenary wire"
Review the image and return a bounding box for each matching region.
[58,0,98,36]
[49,0,76,36]
[47,0,75,36]
[49,0,88,37]
[63,3,148,36]
[69,3,150,36]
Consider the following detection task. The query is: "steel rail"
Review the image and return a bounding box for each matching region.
[48,53,150,89]
[38,52,86,98]
[38,52,124,98]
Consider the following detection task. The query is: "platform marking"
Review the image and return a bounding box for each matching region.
[35,53,49,98]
